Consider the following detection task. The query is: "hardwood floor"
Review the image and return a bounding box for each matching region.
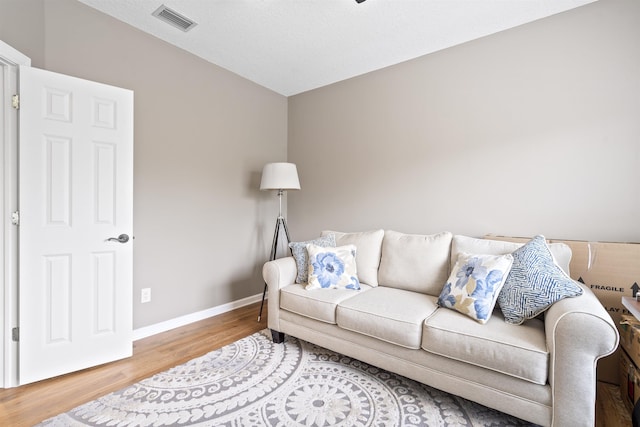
[597,381,633,427]
[0,301,631,426]
[0,302,267,426]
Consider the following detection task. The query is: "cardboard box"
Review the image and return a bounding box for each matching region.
[629,323,640,372]
[620,349,637,410]
[485,234,640,384]
[620,314,640,354]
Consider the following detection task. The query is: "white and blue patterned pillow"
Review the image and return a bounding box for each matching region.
[289,234,336,283]
[306,244,360,290]
[438,252,513,324]
[498,235,583,325]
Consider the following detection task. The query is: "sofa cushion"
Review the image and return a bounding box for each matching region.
[498,235,583,325]
[289,234,336,284]
[378,230,452,295]
[336,287,439,349]
[306,244,360,290]
[321,229,384,287]
[280,283,371,324]
[422,307,548,385]
[452,235,572,276]
[438,252,513,324]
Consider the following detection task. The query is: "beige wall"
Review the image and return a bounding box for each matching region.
[288,0,640,244]
[0,0,44,67]
[1,0,288,328]
[2,0,639,329]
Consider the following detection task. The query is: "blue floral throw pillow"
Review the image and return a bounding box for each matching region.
[438,252,514,324]
[289,234,336,284]
[306,244,360,290]
[498,235,583,325]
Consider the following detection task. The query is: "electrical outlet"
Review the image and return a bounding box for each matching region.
[141,288,151,303]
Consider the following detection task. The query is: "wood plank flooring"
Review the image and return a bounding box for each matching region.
[0,302,267,426]
[597,381,633,427]
[0,301,631,426]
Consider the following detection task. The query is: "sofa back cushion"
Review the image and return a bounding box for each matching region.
[378,230,453,295]
[321,229,384,286]
[451,235,572,275]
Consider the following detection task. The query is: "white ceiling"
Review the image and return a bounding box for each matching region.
[77,0,596,96]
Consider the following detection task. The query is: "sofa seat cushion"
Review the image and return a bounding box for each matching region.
[336,287,439,349]
[422,307,548,385]
[280,284,371,324]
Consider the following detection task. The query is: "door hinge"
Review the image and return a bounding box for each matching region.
[11,211,19,226]
[12,327,19,342]
[11,94,19,110]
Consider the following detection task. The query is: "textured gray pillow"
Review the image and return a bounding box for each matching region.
[498,235,583,325]
[289,234,336,283]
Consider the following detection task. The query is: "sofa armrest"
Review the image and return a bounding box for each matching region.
[544,283,619,426]
[262,256,297,332]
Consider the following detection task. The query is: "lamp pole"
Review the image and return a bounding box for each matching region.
[258,163,300,322]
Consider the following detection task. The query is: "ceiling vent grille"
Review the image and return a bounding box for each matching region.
[152,5,197,32]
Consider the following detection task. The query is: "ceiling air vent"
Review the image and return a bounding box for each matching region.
[152,5,197,32]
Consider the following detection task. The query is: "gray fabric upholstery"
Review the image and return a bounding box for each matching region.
[378,230,452,295]
[336,287,438,349]
[544,284,619,426]
[452,235,573,276]
[321,229,384,286]
[423,308,548,384]
[263,231,620,427]
[280,283,370,324]
[278,311,553,427]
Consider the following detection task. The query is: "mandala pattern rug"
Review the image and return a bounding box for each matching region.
[40,331,538,426]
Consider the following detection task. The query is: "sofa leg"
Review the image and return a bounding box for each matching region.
[271,330,285,343]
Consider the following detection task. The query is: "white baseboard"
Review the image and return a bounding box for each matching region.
[132,293,264,341]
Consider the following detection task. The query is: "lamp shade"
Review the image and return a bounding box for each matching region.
[260,162,301,191]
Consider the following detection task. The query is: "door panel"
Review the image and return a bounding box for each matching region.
[18,66,133,385]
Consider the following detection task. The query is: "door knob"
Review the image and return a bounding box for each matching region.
[107,234,130,243]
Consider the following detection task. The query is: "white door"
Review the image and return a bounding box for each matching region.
[18,66,134,385]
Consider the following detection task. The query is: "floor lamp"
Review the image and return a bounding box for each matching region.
[258,162,300,322]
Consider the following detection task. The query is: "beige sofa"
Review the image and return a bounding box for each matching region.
[263,230,619,427]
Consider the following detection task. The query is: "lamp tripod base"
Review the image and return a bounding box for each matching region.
[258,215,291,322]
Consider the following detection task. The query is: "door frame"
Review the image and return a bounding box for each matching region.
[0,40,30,388]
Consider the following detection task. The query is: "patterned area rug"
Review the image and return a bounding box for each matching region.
[40,331,538,426]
